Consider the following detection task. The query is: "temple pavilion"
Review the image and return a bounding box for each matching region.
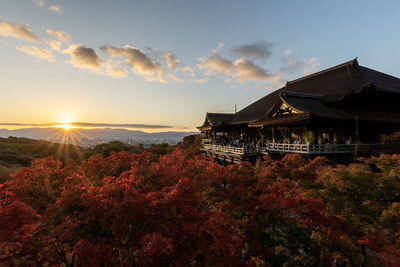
[198,59,400,162]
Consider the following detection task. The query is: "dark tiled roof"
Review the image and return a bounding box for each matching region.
[197,112,235,130]
[250,91,400,126]
[230,59,362,124]
[250,113,310,127]
[228,58,400,125]
[357,65,400,94]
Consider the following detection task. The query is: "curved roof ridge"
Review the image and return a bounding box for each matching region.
[286,58,358,85]
[280,91,323,99]
[206,112,235,115]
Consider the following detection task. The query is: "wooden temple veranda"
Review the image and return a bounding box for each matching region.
[198,59,400,163]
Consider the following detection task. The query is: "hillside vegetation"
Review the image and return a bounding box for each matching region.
[1,135,399,266]
[0,137,152,183]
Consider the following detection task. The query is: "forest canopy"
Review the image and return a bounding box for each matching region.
[0,136,399,266]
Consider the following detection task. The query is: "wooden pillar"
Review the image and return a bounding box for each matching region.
[272,127,275,143]
[355,113,359,143]
[318,129,323,144]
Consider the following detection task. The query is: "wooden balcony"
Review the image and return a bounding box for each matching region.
[201,140,400,162]
[264,143,355,154]
[201,140,357,157]
[201,143,246,156]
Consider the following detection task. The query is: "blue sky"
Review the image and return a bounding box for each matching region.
[1,0,400,131]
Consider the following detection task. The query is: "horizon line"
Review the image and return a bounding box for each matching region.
[0,122,175,129]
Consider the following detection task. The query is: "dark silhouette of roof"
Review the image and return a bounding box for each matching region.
[197,112,235,130]
[250,90,400,126]
[199,58,400,129]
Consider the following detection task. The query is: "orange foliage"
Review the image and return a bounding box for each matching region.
[0,149,399,266]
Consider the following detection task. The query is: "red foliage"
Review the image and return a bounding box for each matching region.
[1,149,399,265]
[0,191,40,264]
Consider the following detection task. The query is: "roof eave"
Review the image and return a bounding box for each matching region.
[249,113,310,127]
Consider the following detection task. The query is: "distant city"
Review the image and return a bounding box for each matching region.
[0,128,197,147]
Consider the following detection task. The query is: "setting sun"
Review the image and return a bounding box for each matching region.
[58,123,75,130]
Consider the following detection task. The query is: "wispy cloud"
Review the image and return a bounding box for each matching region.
[166,73,183,83]
[103,60,129,78]
[192,77,208,83]
[231,41,274,60]
[49,5,63,15]
[163,52,181,70]
[47,29,72,43]
[17,46,55,62]
[45,39,61,51]
[33,0,64,15]
[280,49,300,74]
[32,0,45,8]
[303,57,322,75]
[264,72,286,90]
[0,22,39,43]
[71,122,172,129]
[45,29,72,51]
[0,122,173,129]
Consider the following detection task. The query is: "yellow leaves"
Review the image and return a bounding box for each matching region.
[310,230,322,242]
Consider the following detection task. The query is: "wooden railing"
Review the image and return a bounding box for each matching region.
[265,143,355,154]
[201,138,212,144]
[202,143,245,155]
[202,139,357,156]
[202,140,400,157]
[266,143,309,153]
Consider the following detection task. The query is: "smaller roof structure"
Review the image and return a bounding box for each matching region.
[197,112,235,131]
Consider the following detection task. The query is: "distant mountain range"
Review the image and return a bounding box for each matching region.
[0,128,198,147]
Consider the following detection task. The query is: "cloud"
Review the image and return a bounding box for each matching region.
[265,71,286,90]
[46,29,72,43]
[177,66,196,77]
[71,122,172,129]
[103,60,129,78]
[0,22,39,42]
[61,45,130,79]
[303,57,321,75]
[199,53,234,76]
[212,42,225,54]
[192,77,208,83]
[231,41,274,59]
[280,49,300,74]
[101,45,165,81]
[234,58,271,81]
[46,29,72,51]
[45,39,61,51]
[263,50,302,90]
[62,44,102,71]
[0,122,173,129]
[166,73,183,83]
[49,5,63,15]
[199,50,271,82]
[32,0,45,7]
[163,52,181,70]
[178,66,193,73]
[17,46,55,62]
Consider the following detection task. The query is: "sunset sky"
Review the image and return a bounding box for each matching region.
[1,0,400,132]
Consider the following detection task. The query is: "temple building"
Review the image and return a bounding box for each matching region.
[198,59,400,163]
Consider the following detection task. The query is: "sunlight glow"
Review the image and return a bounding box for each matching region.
[57,123,76,130]
[56,112,75,124]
